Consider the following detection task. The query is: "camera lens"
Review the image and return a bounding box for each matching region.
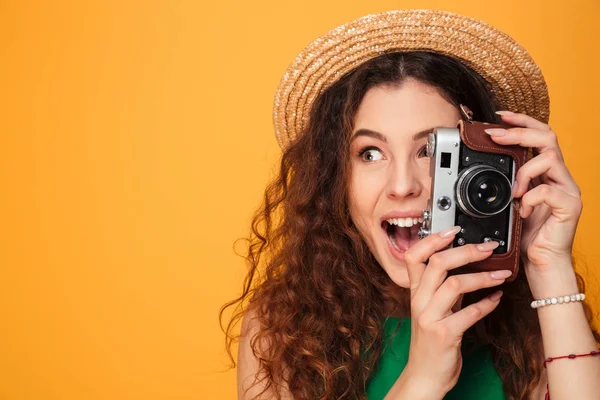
[456,165,512,217]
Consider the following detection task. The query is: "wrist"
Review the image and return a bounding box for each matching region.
[525,264,579,299]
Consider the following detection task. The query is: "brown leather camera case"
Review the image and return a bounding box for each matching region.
[453,114,531,283]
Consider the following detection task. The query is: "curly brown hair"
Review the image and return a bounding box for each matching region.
[220,51,600,400]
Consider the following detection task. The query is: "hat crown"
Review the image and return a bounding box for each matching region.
[273,9,549,150]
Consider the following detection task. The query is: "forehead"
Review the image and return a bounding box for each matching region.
[352,80,461,136]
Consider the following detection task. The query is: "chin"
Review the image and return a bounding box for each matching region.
[372,242,411,288]
[383,263,411,289]
[373,226,413,289]
[356,221,413,289]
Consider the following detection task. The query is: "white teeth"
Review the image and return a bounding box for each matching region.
[387,217,423,226]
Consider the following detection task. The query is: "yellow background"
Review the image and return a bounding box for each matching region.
[1,0,598,399]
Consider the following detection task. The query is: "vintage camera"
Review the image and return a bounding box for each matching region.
[417,106,518,257]
[418,127,515,254]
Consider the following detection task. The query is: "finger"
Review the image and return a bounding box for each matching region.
[495,111,552,131]
[512,150,580,198]
[520,183,582,220]
[443,290,504,335]
[415,241,499,307]
[484,126,563,160]
[405,226,461,292]
[422,270,511,323]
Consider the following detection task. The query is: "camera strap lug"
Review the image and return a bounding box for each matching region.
[459,104,474,124]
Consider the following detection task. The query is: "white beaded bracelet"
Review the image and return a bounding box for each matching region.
[530,293,585,309]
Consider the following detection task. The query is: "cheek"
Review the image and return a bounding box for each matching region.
[349,167,385,202]
[349,171,378,215]
[348,166,413,289]
[348,168,386,239]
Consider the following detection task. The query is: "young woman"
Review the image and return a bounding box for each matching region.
[221,10,600,400]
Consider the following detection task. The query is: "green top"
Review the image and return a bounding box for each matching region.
[366,317,506,399]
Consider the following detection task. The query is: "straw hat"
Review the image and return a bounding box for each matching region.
[272,9,550,150]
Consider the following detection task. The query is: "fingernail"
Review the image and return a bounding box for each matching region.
[484,128,507,136]
[495,110,514,115]
[490,270,512,279]
[439,225,462,238]
[477,241,500,251]
[511,181,519,197]
[489,290,504,301]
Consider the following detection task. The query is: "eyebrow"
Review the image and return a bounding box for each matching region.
[350,127,437,143]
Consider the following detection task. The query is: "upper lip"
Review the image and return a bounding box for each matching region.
[380,209,426,223]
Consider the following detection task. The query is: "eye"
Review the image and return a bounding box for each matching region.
[357,146,383,162]
[418,145,428,158]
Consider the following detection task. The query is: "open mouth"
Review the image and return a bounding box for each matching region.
[382,220,422,252]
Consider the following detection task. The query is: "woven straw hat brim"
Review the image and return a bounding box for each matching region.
[272,9,550,150]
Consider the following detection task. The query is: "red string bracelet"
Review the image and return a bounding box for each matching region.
[542,348,600,400]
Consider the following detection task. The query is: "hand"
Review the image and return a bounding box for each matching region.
[484,112,582,271]
[400,226,511,396]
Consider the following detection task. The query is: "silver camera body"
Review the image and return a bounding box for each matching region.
[418,127,516,254]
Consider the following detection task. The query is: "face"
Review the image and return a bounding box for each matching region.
[348,78,461,288]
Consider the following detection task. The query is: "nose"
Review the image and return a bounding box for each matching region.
[386,159,427,199]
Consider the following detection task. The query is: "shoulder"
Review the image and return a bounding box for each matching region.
[238,307,293,400]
